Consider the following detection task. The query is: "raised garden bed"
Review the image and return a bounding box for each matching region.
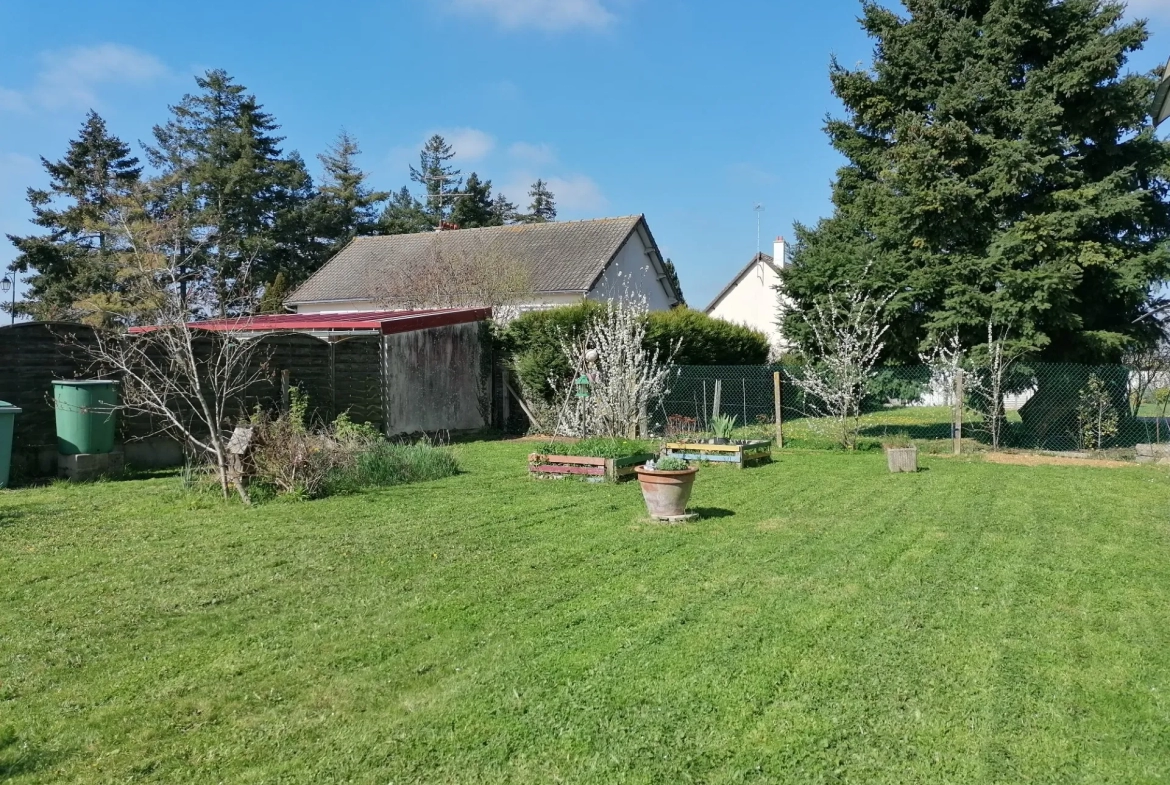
[527,438,656,483]
[662,438,773,468]
[528,452,656,482]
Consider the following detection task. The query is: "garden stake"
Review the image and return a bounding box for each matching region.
[774,371,784,449]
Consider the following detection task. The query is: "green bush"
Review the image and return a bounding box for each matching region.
[327,440,460,494]
[502,304,770,402]
[644,308,770,366]
[333,411,384,444]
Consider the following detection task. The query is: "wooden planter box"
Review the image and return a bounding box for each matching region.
[528,452,656,482]
[662,439,773,468]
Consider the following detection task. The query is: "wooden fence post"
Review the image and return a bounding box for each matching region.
[953,369,964,455]
[774,371,784,449]
[712,379,722,421]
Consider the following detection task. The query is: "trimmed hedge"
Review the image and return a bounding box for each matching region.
[646,308,771,366]
[501,304,770,402]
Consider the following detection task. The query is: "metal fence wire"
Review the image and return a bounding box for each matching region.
[658,363,1170,452]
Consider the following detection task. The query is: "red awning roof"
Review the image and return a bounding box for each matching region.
[128,307,492,335]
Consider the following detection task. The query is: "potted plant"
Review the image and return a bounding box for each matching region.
[634,456,698,521]
[710,414,737,445]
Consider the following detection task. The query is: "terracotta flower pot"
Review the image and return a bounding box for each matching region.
[634,465,698,519]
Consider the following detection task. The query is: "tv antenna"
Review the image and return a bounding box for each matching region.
[425,173,469,230]
[754,204,765,256]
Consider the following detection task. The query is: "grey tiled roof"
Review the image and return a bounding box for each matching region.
[288,216,646,304]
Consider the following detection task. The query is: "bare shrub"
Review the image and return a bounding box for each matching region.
[964,318,1032,450]
[75,188,268,502]
[788,281,893,449]
[371,236,533,316]
[247,411,353,498]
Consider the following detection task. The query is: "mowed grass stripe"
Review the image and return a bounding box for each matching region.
[2,442,1170,782]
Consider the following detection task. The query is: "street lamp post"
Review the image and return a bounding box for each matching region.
[0,272,13,325]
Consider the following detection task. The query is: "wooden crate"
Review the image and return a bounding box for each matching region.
[528,452,655,482]
[662,439,772,468]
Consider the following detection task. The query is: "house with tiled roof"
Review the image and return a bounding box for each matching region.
[705,237,793,358]
[287,215,682,314]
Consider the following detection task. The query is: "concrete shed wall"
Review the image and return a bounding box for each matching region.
[382,321,489,435]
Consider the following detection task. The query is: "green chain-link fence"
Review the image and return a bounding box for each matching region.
[658,363,1169,452]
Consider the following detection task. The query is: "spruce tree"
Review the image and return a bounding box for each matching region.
[379,187,432,235]
[313,131,390,255]
[450,172,497,229]
[258,271,291,314]
[6,111,141,320]
[491,192,518,225]
[521,179,557,223]
[662,257,685,307]
[782,0,1170,363]
[409,134,461,227]
[147,69,314,312]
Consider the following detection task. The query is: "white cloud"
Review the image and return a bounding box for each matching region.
[509,142,557,166]
[0,43,168,113]
[442,0,616,31]
[441,127,496,161]
[501,171,607,214]
[546,174,607,212]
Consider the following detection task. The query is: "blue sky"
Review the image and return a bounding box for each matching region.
[1,0,1167,313]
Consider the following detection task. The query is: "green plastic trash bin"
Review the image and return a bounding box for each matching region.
[0,400,20,489]
[53,380,119,455]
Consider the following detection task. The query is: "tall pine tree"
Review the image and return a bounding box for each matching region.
[379,187,432,234]
[782,0,1170,363]
[450,172,499,229]
[409,134,461,228]
[147,69,314,313]
[312,131,389,257]
[6,111,141,320]
[662,257,685,307]
[491,192,518,225]
[520,179,557,223]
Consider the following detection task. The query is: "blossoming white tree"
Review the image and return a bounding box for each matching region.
[552,284,678,438]
[789,281,893,449]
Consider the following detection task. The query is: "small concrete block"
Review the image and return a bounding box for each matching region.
[886,447,919,473]
[651,513,700,524]
[58,451,125,482]
[1136,443,1170,458]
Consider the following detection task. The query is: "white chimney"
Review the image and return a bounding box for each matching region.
[773,236,789,266]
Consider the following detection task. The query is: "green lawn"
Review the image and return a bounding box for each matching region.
[3,440,1170,783]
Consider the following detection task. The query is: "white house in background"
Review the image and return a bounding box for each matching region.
[705,237,792,357]
[286,215,681,314]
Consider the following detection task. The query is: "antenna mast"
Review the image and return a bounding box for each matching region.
[425,173,469,231]
[754,204,765,256]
